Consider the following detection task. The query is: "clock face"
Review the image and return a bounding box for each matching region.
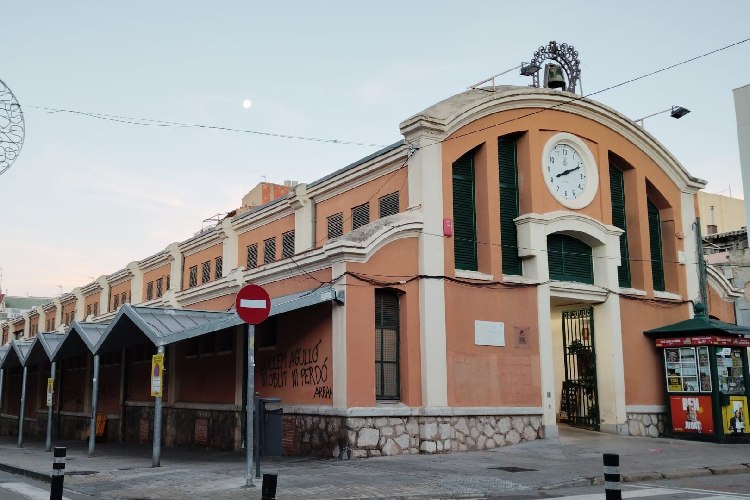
[545,143,587,202]
[541,133,598,210]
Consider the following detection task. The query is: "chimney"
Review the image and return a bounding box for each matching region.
[707,205,717,234]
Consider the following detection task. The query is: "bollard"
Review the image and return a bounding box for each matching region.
[261,473,277,500]
[50,446,66,500]
[603,453,621,500]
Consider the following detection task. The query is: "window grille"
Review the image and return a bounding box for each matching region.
[375,290,400,400]
[282,231,295,259]
[86,305,91,317]
[327,212,344,239]
[264,237,276,264]
[156,278,163,298]
[246,243,258,269]
[189,266,198,288]
[166,275,170,291]
[352,203,370,230]
[214,256,223,280]
[146,281,154,301]
[70,310,75,322]
[378,192,400,218]
[201,260,211,284]
[113,294,119,309]
[93,303,98,316]
[121,292,127,305]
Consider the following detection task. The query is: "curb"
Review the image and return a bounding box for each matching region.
[587,463,750,485]
[0,462,51,483]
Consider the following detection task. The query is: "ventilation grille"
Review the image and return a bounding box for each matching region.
[327,213,344,239]
[282,231,295,259]
[352,203,370,230]
[264,237,276,264]
[246,243,258,269]
[379,192,399,218]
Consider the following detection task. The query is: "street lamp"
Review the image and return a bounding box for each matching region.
[635,106,691,127]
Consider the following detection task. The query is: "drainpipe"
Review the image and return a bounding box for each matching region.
[45,361,56,452]
[88,354,100,457]
[18,365,27,447]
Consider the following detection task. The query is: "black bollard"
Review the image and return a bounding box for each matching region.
[261,473,277,500]
[50,446,66,500]
[603,453,621,500]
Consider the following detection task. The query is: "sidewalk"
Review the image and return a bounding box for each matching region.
[0,427,748,499]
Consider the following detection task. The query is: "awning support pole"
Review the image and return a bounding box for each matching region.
[46,361,56,452]
[18,365,27,447]
[0,368,5,416]
[88,354,100,457]
[152,345,165,467]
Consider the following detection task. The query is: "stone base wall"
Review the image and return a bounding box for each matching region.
[284,413,543,458]
[626,412,666,438]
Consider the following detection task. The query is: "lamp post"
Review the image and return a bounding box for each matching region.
[468,62,540,90]
[635,106,691,128]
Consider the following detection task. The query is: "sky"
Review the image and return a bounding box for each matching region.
[1,1,749,298]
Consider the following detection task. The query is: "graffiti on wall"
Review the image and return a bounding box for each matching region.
[258,339,331,399]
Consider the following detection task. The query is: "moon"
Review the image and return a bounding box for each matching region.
[242,99,252,109]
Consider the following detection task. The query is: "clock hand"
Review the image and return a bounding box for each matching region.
[555,165,581,178]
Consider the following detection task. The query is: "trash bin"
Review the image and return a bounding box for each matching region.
[258,397,282,456]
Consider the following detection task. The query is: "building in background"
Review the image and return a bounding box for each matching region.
[696,192,745,235]
[734,84,750,242]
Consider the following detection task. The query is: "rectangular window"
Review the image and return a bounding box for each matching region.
[246,243,258,269]
[378,192,400,218]
[121,292,127,305]
[647,200,665,292]
[214,256,223,280]
[375,290,400,400]
[610,164,631,287]
[86,304,91,317]
[70,310,75,322]
[146,281,154,301]
[264,237,276,264]
[282,230,295,259]
[113,294,119,310]
[327,212,344,240]
[189,265,198,288]
[93,303,98,317]
[452,151,477,271]
[201,260,211,284]
[352,202,370,230]
[156,278,163,298]
[166,275,170,291]
[499,135,521,275]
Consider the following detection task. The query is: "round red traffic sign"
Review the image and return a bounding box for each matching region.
[235,284,271,325]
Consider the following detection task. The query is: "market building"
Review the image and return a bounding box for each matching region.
[0,42,743,458]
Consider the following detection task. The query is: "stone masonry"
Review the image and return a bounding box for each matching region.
[284,413,543,458]
[625,412,666,438]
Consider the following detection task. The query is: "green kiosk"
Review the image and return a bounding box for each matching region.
[644,304,750,443]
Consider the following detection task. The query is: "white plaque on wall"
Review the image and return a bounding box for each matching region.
[474,320,505,347]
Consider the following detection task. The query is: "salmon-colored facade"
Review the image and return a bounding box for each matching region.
[1,84,742,456]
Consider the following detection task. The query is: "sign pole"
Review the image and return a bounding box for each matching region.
[18,365,27,447]
[246,324,255,487]
[152,345,165,467]
[45,361,56,452]
[88,354,100,457]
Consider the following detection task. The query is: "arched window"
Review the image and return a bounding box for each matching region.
[548,234,594,284]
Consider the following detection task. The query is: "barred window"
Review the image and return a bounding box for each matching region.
[70,310,75,322]
[166,275,171,291]
[375,289,400,400]
[121,292,127,305]
[246,243,258,269]
[201,260,211,284]
[189,265,198,288]
[214,256,223,280]
[156,278,163,298]
[327,212,344,239]
[93,302,98,316]
[352,203,370,230]
[282,230,295,259]
[379,191,400,218]
[113,294,119,310]
[86,304,91,317]
[146,281,154,301]
[264,237,276,265]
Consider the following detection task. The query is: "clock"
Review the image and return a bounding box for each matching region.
[541,132,598,209]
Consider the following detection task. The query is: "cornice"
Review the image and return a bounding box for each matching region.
[175,269,244,307]
[707,265,742,301]
[138,249,173,273]
[307,148,408,203]
[107,268,134,286]
[178,226,226,257]
[59,293,76,305]
[81,281,102,297]
[231,198,294,235]
[42,301,57,312]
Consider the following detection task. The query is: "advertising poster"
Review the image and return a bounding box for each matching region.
[721,396,747,435]
[670,395,713,433]
[150,353,164,398]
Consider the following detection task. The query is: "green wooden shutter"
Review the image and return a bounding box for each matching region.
[648,200,665,291]
[499,135,522,275]
[453,152,477,271]
[609,165,631,288]
[548,234,594,284]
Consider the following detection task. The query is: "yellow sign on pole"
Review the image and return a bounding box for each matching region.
[151,353,164,397]
[47,378,54,407]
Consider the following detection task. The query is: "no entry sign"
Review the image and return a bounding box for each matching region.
[235,284,271,325]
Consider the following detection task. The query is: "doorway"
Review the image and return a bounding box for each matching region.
[559,307,599,430]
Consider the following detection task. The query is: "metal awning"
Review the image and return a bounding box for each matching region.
[644,303,750,339]
[24,332,64,366]
[0,345,9,367]
[92,284,344,352]
[53,322,109,361]
[0,340,31,368]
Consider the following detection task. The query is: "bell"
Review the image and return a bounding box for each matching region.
[544,63,566,89]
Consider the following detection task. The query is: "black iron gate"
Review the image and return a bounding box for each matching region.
[560,307,599,430]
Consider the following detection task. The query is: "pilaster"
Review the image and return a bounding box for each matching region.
[73,287,85,322]
[126,262,144,304]
[96,275,110,315]
[289,183,315,253]
[220,219,239,277]
[331,262,347,408]
[166,243,183,293]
